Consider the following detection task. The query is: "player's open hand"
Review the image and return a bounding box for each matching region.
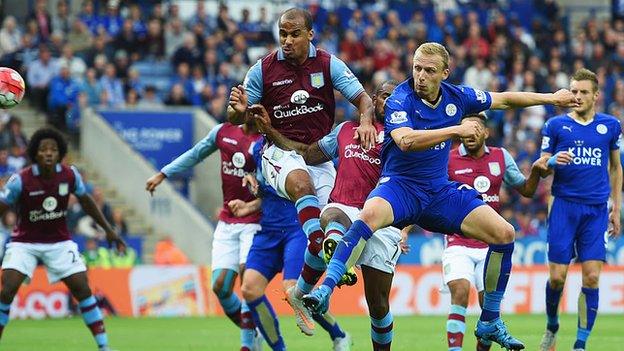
[399,226,411,254]
[106,230,127,253]
[248,104,271,133]
[609,208,621,238]
[228,199,252,217]
[229,85,248,114]
[242,173,259,197]
[552,89,581,108]
[456,119,483,139]
[146,172,166,196]
[354,120,377,151]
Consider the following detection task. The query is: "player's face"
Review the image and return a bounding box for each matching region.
[279,16,313,63]
[461,117,488,152]
[412,52,449,101]
[373,83,396,122]
[570,79,598,114]
[36,138,60,167]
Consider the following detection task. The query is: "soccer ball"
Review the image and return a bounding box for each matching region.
[0,67,25,109]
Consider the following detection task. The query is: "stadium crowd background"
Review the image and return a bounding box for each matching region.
[0,0,623,261]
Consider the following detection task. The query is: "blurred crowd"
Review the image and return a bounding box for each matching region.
[0,0,623,240]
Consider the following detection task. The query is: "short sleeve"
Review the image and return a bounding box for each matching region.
[71,166,87,196]
[384,95,413,133]
[243,60,263,105]
[610,120,622,150]
[161,124,223,177]
[458,85,492,115]
[541,119,556,154]
[330,55,364,102]
[318,122,346,160]
[0,173,22,205]
[501,148,526,188]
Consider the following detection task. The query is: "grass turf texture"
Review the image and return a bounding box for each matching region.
[2,314,622,350]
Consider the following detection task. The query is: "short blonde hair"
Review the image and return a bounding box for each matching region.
[570,68,599,92]
[414,42,450,69]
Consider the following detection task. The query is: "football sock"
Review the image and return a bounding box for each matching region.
[322,220,372,292]
[480,242,514,322]
[240,301,256,350]
[313,312,346,341]
[296,248,326,296]
[371,311,393,351]
[248,295,285,351]
[212,269,242,326]
[325,221,346,242]
[446,304,466,350]
[0,302,10,338]
[574,287,599,350]
[545,282,563,333]
[295,195,324,256]
[79,296,108,348]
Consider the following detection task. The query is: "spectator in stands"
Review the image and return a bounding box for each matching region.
[128,4,147,39]
[125,67,144,97]
[48,63,80,130]
[125,88,139,107]
[164,83,191,106]
[66,19,92,56]
[153,236,189,265]
[0,16,21,59]
[99,63,124,108]
[217,4,238,36]
[78,0,101,36]
[51,0,72,36]
[28,0,52,42]
[0,149,16,179]
[172,33,202,70]
[113,49,130,80]
[190,65,207,103]
[85,35,112,67]
[110,245,137,268]
[114,19,141,60]
[110,208,128,238]
[58,44,87,82]
[463,57,492,91]
[67,194,85,233]
[82,238,111,269]
[101,0,123,39]
[27,45,57,112]
[164,18,186,59]
[189,1,216,32]
[0,116,28,156]
[136,85,164,109]
[143,19,165,60]
[81,68,101,106]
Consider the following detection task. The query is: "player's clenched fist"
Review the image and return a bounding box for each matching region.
[229,85,248,114]
[552,89,581,108]
[456,119,483,139]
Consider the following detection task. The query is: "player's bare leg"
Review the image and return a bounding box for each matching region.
[540,262,568,351]
[63,272,111,351]
[320,208,357,286]
[0,269,27,339]
[242,269,286,351]
[460,205,524,350]
[362,265,394,351]
[304,197,393,314]
[573,260,602,350]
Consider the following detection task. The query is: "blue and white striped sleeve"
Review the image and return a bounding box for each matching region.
[161,124,223,177]
[502,148,526,188]
[70,166,87,196]
[243,60,263,105]
[330,55,364,102]
[0,173,22,205]
[318,122,346,160]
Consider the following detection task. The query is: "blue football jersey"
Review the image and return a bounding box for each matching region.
[251,139,301,231]
[382,79,492,187]
[541,113,622,204]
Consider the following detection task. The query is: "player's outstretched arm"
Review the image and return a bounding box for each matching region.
[228,198,261,218]
[391,120,482,152]
[249,104,330,165]
[489,89,580,110]
[77,194,126,251]
[609,149,622,236]
[516,156,550,197]
[227,85,249,125]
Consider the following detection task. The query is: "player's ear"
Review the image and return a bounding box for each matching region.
[308,28,314,42]
[442,67,450,80]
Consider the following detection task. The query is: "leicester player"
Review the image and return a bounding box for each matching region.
[303,42,579,350]
[228,8,376,334]
[231,138,351,351]
[538,68,622,351]
[146,119,261,351]
[0,128,125,351]
[441,113,548,351]
[251,80,404,351]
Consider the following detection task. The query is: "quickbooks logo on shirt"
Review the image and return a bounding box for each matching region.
[389,111,408,124]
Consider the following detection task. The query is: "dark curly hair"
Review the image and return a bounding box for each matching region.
[27,128,68,163]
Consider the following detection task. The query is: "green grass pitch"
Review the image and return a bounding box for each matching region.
[2,314,622,350]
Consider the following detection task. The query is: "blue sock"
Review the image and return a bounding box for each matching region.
[371,311,393,350]
[240,301,256,349]
[79,296,108,348]
[212,269,242,325]
[574,287,599,349]
[0,302,10,336]
[247,295,285,351]
[480,242,514,322]
[545,282,563,333]
[220,293,242,316]
[313,312,345,341]
[297,248,327,295]
[322,220,373,291]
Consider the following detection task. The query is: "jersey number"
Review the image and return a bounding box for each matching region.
[68,250,77,263]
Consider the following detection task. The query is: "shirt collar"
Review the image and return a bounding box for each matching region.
[277,43,317,61]
[459,143,489,156]
[32,163,62,176]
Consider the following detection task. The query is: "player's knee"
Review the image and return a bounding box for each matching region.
[368,302,390,320]
[241,280,262,302]
[358,207,380,230]
[70,285,93,301]
[212,277,231,299]
[582,271,600,288]
[286,171,315,199]
[491,222,515,244]
[549,275,566,290]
